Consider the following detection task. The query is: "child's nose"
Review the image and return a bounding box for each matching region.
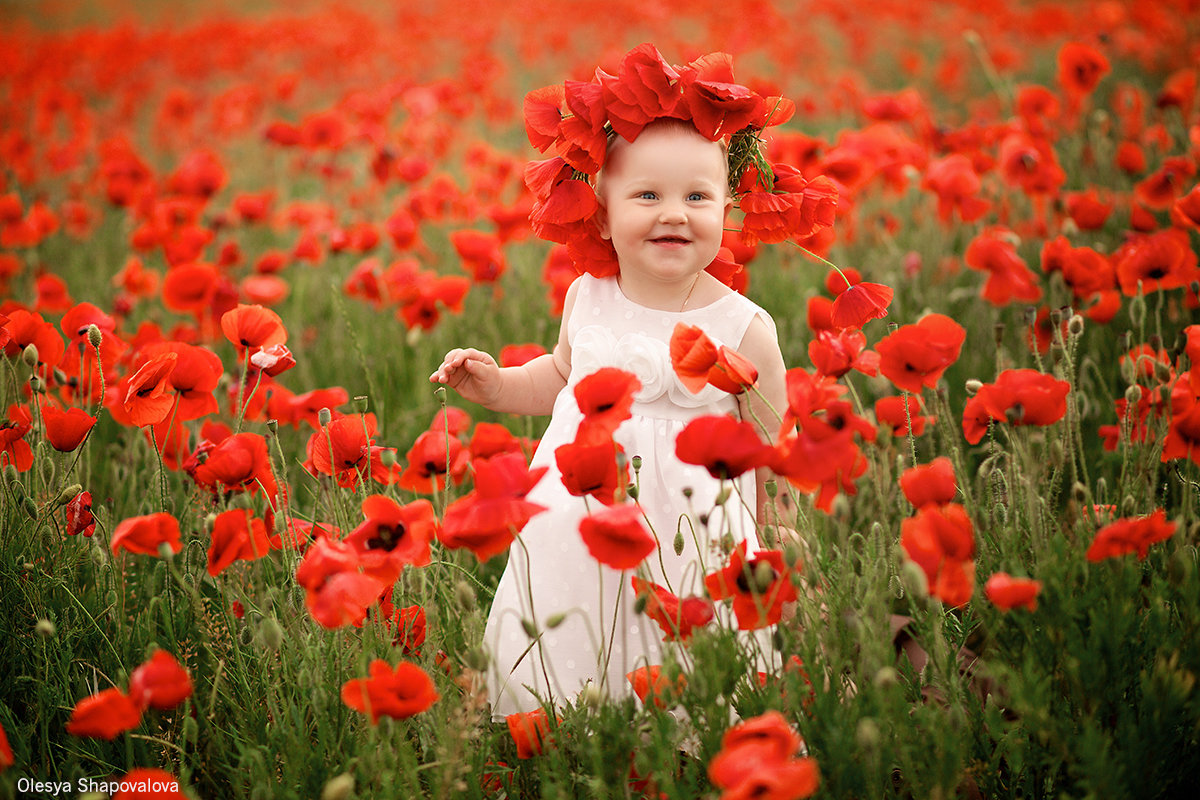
[658,204,687,224]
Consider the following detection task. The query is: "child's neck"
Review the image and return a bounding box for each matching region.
[616,272,704,312]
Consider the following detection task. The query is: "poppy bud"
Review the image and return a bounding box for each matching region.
[353,395,369,414]
[874,666,900,688]
[260,617,284,651]
[87,324,103,349]
[1068,315,1085,338]
[1130,285,1146,326]
[56,483,83,506]
[321,773,355,800]
[1121,495,1137,517]
[1125,384,1142,405]
[454,580,476,611]
[36,618,56,638]
[1095,477,1107,503]
[157,541,175,560]
[899,560,928,598]
[831,494,850,520]
[1071,482,1089,505]
[714,486,731,506]
[29,375,43,393]
[546,612,566,629]
[673,530,685,556]
[465,646,489,672]
[626,484,638,500]
[682,486,693,499]
[21,343,38,366]
[54,367,69,384]
[783,542,802,568]
[1023,306,1038,327]
[379,449,398,468]
[856,717,881,749]
[182,715,199,746]
[633,594,648,615]
[992,503,1008,527]
[3,464,17,486]
[965,379,983,396]
[753,560,777,593]
[889,574,904,598]
[581,685,604,709]
[23,496,38,519]
[520,618,538,639]
[1154,361,1172,384]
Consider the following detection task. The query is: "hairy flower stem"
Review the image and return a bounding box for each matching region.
[795,243,852,289]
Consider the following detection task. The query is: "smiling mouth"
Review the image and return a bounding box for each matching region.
[651,236,690,244]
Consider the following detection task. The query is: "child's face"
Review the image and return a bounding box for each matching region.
[597,124,731,298]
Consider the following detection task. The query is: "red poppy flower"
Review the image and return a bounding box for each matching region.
[1113,229,1198,296]
[631,575,713,642]
[139,342,223,421]
[705,541,799,630]
[965,230,1043,306]
[707,346,759,394]
[307,416,394,488]
[111,512,182,557]
[295,537,388,629]
[670,323,719,393]
[1134,156,1194,210]
[900,503,976,607]
[344,495,436,583]
[0,405,32,472]
[390,604,427,655]
[574,367,641,436]
[874,395,932,437]
[207,509,275,576]
[808,329,879,379]
[440,452,548,562]
[595,44,683,143]
[122,351,178,427]
[0,722,12,771]
[398,429,469,493]
[450,229,506,283]
[506,708,554,759]
[578,503,655,570]
[961,369,1072,444]
[161,262,219,313]
[739,173,838,245]
[675,414,773,479]
[66,491,95,537]
[677,51,764,140]
[65,688,142,740]
[830,281,893,330]
[499,344,547,369]
[1064,187,1114,230]
[1171,184,1200,230]
[1086,509,1177,562]
[40,404,96,452]
[770,422,868,513]
[221,303,287,355]
[876,314,966,393]
[555,435,628,505]
[900,457,957,509]
[708,710,819,800]
[922,154,990,223]
[627,665,687,710]
[191,432,277,498]
[341,659,439,724]
[129,650,193,711]
[1057,42,1110,99]
[3,309,66,367]
[984,573,1042,612]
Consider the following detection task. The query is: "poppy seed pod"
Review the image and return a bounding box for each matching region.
[1068,315,1085,338]
[631,454,642,472]
[29,375,43,393]
[87,323,103,349]
[626,483,638,500]
[353,395,368,414]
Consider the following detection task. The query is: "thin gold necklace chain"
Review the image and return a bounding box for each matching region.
[680,274,700,311]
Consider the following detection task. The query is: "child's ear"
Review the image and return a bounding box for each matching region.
[723,196,734,219]
[596,200,611,240]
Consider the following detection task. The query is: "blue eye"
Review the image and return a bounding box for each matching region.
[639,191,657,200]
[688,192,705,202]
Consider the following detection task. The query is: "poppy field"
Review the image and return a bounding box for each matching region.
[2,0,1200,798]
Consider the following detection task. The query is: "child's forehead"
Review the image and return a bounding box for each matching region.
[604,124,726,176]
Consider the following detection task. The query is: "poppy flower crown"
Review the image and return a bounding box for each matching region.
[524,43,839,281]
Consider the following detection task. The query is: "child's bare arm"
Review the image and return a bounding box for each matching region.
[429,278,579,416]
[735,315,791,531]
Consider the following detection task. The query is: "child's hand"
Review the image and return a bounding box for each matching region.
[429,348,502,407]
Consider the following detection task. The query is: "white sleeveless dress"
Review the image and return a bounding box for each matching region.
[483,273,777,718]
